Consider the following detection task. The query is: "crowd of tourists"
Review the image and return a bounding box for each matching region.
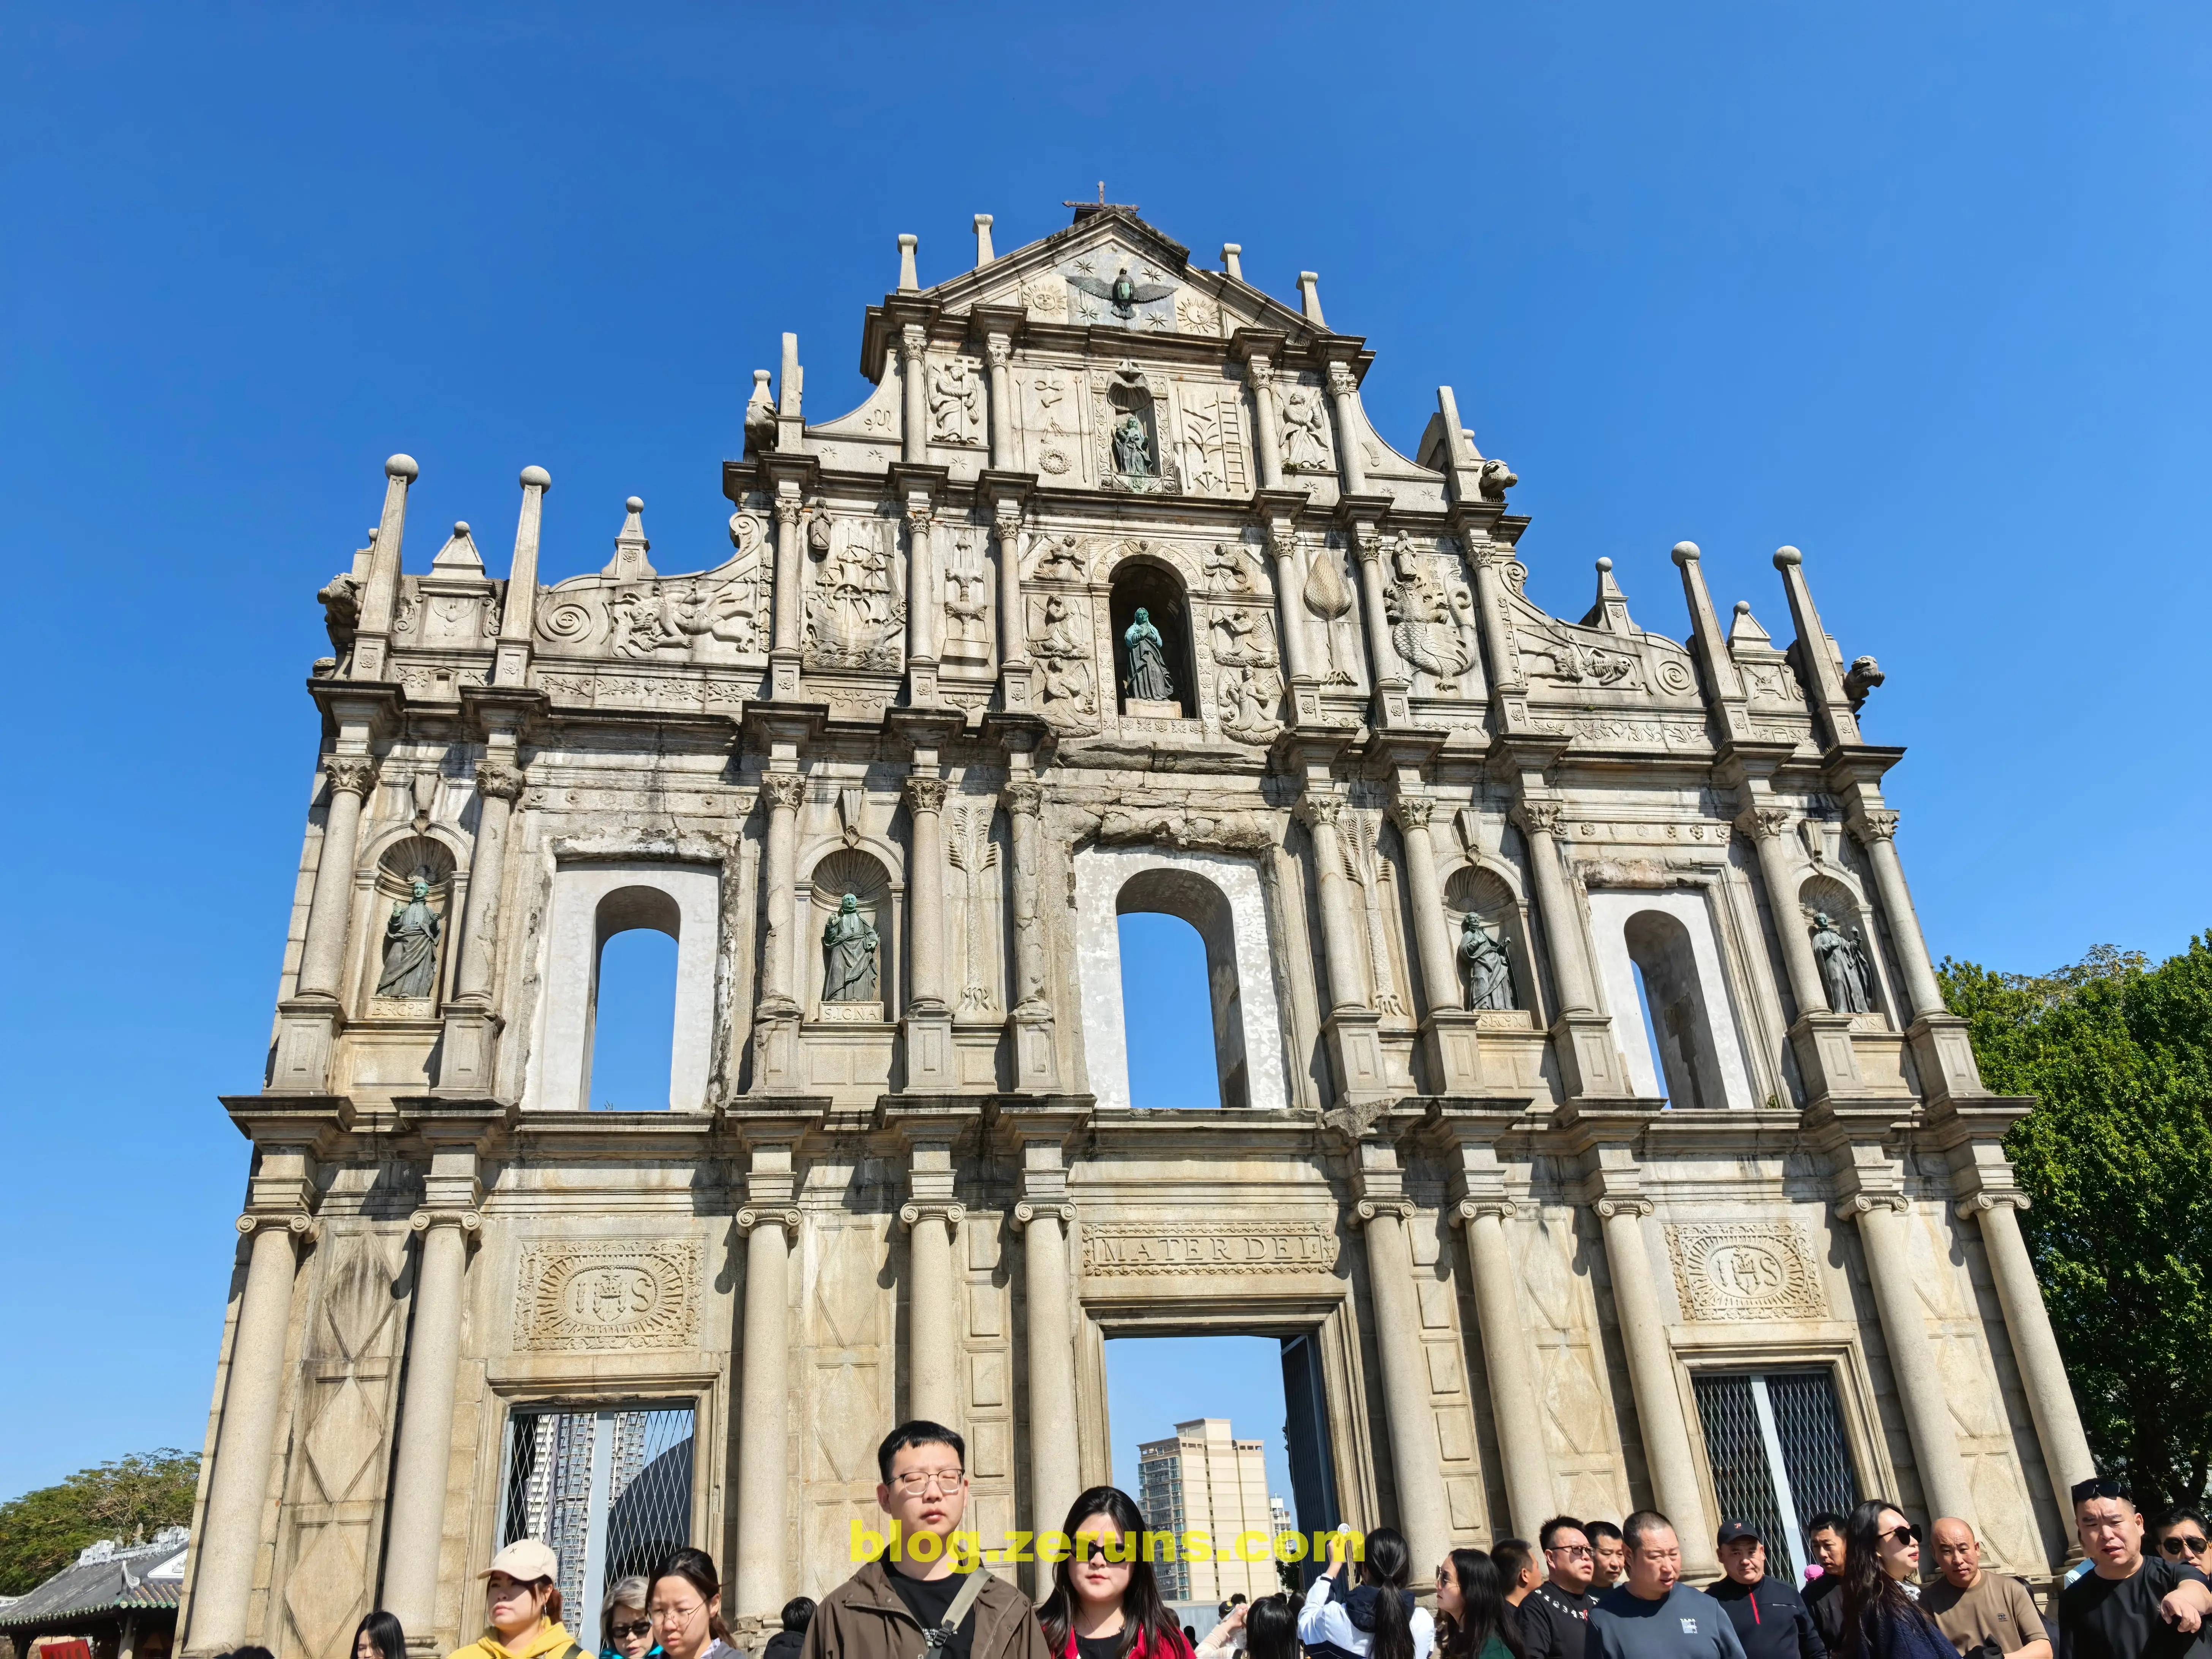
[281,1424,2206,1659]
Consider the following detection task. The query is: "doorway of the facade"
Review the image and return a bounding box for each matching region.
[1103,1332,1339,1615]
[495,1403,697,1645]
[1691,1369,1860,1579]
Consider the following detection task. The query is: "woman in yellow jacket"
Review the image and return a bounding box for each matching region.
[448,1541,586,1659]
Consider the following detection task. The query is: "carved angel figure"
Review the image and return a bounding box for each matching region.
[1068,263,1174,319]
[1202,540,1255,594]
[1809,911,1876,1014]
[1459,912,1517,1011]
[1218,664,1282,742]
[1279,384,1332,471]
[375,880,441,999]
[1032,595,1097,717]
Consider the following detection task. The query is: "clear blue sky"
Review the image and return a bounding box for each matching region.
[3,3,2206,1501]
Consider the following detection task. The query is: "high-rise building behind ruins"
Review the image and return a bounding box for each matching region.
[181,204,2091,1659]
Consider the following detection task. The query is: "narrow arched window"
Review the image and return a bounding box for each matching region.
[586,887,682,1111]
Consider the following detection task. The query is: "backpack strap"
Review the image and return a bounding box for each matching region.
[918,1571,992,1656]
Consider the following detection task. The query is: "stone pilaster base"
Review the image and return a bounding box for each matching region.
[434,1005,500,1095]
[1011,1008,1058,1090]
[901,1008,955,1091]
[1907,1010,1987,1106]
[1552,1010,1626,1100]
[270,998,343,1093]
[1420,1009,1487,1093]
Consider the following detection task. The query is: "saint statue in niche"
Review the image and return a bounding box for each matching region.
[822,892,880,1003]
[1459,911,1517,1011]
[1112,410,1153,476]
[1123,608,1175,703]
[1809,910,1876,1014]
[375,878,442,999]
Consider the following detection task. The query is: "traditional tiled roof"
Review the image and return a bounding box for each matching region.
[0,1533,187,1630]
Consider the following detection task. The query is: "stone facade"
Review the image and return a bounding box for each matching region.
[182,206,2092,1659]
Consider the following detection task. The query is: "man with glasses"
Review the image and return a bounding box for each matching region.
[2055,1478,2212,1659]
[2155,1514,2211,1577]
[1519,1518,1599,1659]
[802,1420,1051,1659]
[1704,1520,1823,1659]
[1921,1518,2048,1659]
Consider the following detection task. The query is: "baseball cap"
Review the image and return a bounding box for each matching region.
[1716,1520,1762,1548]
[480,1539,561,1582]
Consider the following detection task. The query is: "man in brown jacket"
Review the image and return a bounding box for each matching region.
[800,1420,1053,1659]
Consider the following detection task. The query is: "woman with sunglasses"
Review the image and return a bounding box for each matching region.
[1435,1549,1525,1659]
[600,1578,659,1659]
[1835,1502,1948,1659]
[1038,1487,1195,1659]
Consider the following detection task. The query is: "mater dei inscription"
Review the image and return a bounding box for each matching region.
[186,202,2096,1659]
[1081,1221,1340,1276]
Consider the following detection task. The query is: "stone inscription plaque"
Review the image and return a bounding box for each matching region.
[515,1239,703,1351]
[1667,1222,1825,1322]
[1082,1220,1339,1276]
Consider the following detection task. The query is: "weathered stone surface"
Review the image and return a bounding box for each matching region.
[190,207,2089,1659]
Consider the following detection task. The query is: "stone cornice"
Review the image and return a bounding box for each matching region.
[223,1093,357,1149]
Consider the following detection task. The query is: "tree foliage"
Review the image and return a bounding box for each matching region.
[1940,937,2212,1515]
[0,1450,200,1597]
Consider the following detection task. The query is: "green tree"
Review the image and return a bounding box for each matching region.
[1941,937,2212,1515]
[0,1450,199,1596]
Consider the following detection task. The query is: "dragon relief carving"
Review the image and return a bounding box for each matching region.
[536,510,771,662]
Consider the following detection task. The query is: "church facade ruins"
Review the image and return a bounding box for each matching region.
[182,205,2092,1659]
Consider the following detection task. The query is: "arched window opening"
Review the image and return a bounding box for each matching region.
[586,886,681,1111]
[1108,560,1198,717]
[1117,913,1218,1109]
[1623,910,1725,1111]
[1117,867,1248,1109]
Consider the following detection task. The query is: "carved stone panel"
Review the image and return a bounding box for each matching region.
[1081,1220,1339,1275]
[1667,1222,1826,1321]
[514,1239,704,1351]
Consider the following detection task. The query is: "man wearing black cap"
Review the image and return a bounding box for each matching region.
[1706,1520,1824,1659]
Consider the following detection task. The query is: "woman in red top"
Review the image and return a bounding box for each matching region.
[1038,1488,1197,1659]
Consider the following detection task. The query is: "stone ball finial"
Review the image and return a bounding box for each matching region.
[386,454,420,481]
[1596,556,1613,572]
[520,465,551,490]
[1774,545,1804,567]
[1670,540,1701,566]
[626,496,645,514]
[452,520,469,536]
[1734,599,1752,615]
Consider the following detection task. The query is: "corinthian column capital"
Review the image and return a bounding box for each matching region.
[761,772,807,812]
[905,776,948,815]
[1511,799,1563,838]
[325,755,379,798]
[475,760,526,802]
[1852,807,1901,842]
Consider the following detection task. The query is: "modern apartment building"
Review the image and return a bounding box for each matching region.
[1136,1418,1282,1602]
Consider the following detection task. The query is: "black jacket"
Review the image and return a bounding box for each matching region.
[1708,1577,1826,1659]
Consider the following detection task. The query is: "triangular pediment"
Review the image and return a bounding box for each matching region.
[921,209,1317,343]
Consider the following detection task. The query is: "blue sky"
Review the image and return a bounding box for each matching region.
[2,3,2206,1501]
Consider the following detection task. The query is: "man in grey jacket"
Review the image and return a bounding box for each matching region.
[1592,1512,1749,1659]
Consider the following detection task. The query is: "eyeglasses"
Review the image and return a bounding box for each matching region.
[1547,1545,1594,1559]
[1883,1526,1920,1547]
[2161,1536,2210,1557]
[890,1468,966,1494]
[611,1624,654,1640]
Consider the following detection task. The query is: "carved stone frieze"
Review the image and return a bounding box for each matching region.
[514,1239,704,1352]
[1666,1223,1827,1322]
[1082,1220,1339,1275]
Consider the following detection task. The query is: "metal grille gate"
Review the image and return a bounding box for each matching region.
[498,1404,697,1645]
[1692,1368,1858,1580]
